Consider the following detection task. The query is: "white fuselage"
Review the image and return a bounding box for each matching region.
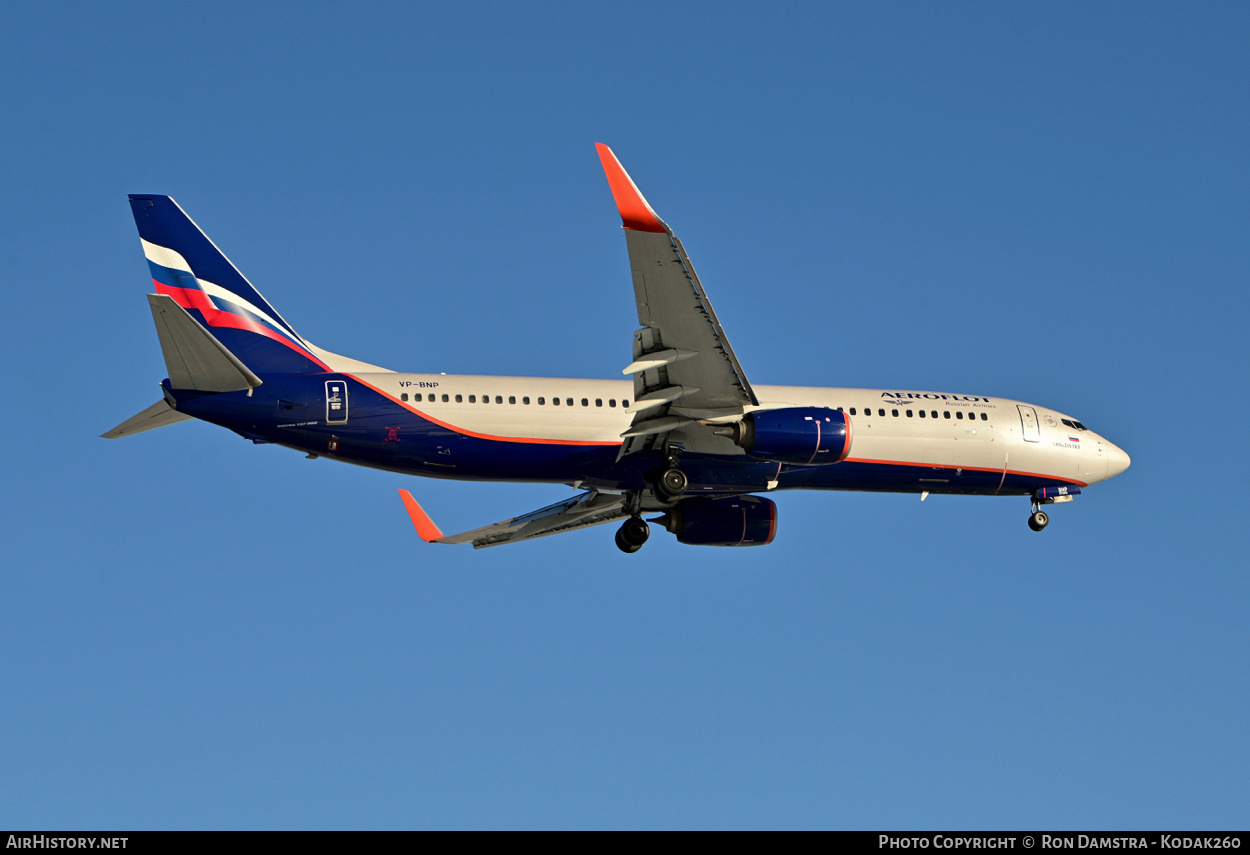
[352,373,1130,490]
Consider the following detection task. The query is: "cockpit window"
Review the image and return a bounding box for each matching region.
[1062,418,1089,431]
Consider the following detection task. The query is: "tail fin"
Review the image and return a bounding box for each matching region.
[130,195,330,375]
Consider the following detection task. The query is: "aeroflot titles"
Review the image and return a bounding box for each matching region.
[880,392,991,403]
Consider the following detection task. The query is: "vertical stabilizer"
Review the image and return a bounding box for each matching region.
[129,195,330,374]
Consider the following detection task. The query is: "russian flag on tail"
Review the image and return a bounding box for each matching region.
[130,195,329,375]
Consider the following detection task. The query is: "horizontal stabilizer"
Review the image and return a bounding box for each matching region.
[148,294,263,392]
[101,398,192,439]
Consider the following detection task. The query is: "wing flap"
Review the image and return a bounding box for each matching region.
[622,230,756,413]
[596,144,758,460]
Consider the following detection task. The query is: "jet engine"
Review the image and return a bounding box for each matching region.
[654,495,777,547]
[715,407,851,465]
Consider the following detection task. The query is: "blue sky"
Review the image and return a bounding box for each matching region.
[2,1,1247,829]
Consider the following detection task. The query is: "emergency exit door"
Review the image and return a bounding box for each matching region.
[326,380,348,424]
[1017,405,1039,442]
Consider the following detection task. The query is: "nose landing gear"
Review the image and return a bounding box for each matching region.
[1028,486,1078,531]
[1027,494,1052,531]
[615,515,651,553]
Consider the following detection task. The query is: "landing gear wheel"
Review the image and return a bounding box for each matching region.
[658,467,688,500]
[616,516,650,553]
[615,529,642,553]
[1028,510,1049,532]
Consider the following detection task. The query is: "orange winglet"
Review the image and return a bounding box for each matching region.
[595,143,667,233]
[398,489,445,542]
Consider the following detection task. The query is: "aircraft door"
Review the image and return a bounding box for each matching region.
[326,380,348,424]
[1017,405,1040,442]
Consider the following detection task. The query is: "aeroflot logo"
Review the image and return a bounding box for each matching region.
[881,392,990,403]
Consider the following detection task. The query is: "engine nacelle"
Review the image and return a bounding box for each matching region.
[656,495,778,547]
[718,407,851,465]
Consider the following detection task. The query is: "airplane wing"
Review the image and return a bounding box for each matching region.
[399,489,630,549]
[595,144,758,459]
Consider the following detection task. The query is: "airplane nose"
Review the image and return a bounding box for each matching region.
[1105,443,1131,480]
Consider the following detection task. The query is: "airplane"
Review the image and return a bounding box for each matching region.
[104,144,1130,552]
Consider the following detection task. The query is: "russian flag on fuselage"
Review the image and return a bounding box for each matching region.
[129,195,328,375]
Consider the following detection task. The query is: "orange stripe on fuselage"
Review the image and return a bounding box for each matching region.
[348,375,623,448]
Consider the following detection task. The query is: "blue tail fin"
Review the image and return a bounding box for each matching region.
[129,195,330,375]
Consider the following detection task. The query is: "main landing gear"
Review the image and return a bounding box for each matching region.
[657,466,688,501]
[615,516,650,553]
[616,455,687,553]
[654,448,688,503]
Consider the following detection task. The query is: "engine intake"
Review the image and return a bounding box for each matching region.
[717,407,851,465]
[655,495,777,547]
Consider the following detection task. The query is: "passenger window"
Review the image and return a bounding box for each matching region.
[892,409,898,417]
[581,398,588,407]
[609,399,617,407]
[428,394,435,402]
[943,411,950,419]
[455,394,463,403]
[567,398,574,407]
[850,407,857,416]
[956,411,964,420]
[442,394,449,402]
[482,395,488,404]
[906,410,913,417]
[508,396,516,404]
[553,397,560,406]
[623,399,630,408]
[468,395,476,403]
[538,397,545,405]
[878,408,885,417]
[931,411,938,419]
[493,395,500,404]
[919,410,926,418]
[595,399,602,407]
[401,393,409,402]
[522,396,530,405]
